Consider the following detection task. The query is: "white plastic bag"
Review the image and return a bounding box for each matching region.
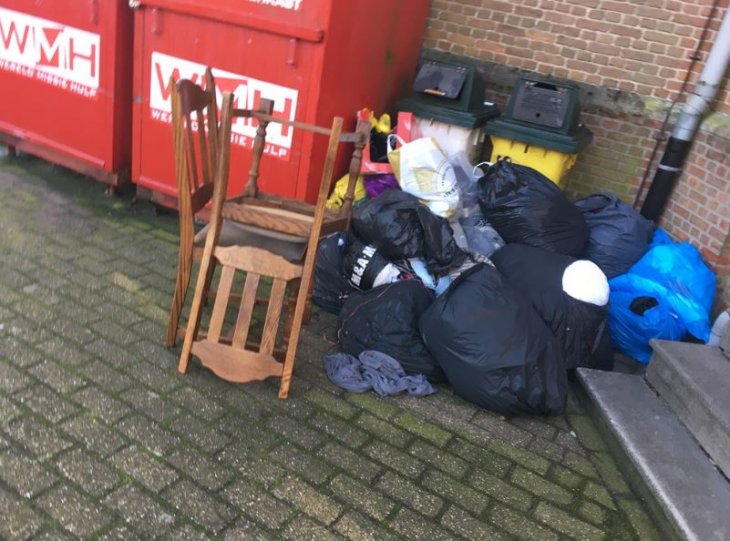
[388,137,460,219]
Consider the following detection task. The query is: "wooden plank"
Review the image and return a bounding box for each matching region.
[192,339,283,382]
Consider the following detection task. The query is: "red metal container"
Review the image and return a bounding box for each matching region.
[0,1,134,189]
[131,0,429,207]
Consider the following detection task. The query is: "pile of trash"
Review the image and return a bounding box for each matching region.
[315,132,716,416]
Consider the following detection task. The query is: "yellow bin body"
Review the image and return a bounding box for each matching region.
[489,136,577,187]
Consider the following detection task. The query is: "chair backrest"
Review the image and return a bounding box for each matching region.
[170,68,218,246]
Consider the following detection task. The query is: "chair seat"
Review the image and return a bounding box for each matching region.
[221,198,350,238]
[194,219,307,262]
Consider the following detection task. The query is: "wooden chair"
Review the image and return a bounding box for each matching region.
[177,92,368,398]
[165,72,307,348]
[165,70,218,348]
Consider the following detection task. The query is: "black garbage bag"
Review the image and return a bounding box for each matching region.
[581,322,614,372]
[313,232,355,314]
[339,280,445,381]
[342,239,393,290]
[419,264,567,415]
[574,193,655,278]
[352,189,466,275]
[491,244,609,370]
[478,160,588,257]
[369,129,390,163]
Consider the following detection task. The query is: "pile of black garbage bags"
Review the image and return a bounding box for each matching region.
[314,159,715,415]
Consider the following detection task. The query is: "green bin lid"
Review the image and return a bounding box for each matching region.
[506,78,584,135]
[396,59,501,129]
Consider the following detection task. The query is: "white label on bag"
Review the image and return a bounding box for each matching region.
[149,51,299,159]
[0,7,100,97]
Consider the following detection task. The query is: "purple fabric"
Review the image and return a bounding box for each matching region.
[363,174,400,198]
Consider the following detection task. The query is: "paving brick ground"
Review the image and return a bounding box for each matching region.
[0,151,661,540]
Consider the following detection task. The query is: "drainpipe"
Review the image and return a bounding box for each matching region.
[640,8,730,221]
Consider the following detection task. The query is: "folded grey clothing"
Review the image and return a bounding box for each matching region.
[324,351,437,397]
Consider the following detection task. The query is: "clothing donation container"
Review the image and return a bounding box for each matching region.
[131,0,429,208]
[397,59,499,162]
[485,78,592,187]
[0,1,134,190]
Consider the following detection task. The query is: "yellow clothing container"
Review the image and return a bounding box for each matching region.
[484,78,593,189]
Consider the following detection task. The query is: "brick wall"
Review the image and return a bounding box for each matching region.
[423,0,730,310]
[424,0,730,111]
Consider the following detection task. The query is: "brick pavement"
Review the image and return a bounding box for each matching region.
[0,152,660,540]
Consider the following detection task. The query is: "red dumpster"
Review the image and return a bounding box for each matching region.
[0,1,134,190]
[131,0,429,207]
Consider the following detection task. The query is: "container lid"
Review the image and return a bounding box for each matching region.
[134,0,324,42]
[485,117,593,153]
[396,60,500,128]
[502,78,587,138]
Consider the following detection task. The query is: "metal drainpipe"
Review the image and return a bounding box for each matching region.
[640,7,730,221]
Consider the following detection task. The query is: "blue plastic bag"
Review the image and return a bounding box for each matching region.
[607,229,716,361]
[628,237,715,341]
[608,276,684,363]
[648,228,673,249]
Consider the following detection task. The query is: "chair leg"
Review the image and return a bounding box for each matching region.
[282,278,299,350]
[165,250,193,348]
[179,239,219,374]
[303,277,315,324]
[278,276,311,399]
[202,257,217,306]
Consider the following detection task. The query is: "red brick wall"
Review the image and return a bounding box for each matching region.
[423,0,730,310]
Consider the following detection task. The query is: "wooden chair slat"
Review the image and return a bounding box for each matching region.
[184,120,199,188]
[197,120,210,185]
[260,278,287,355]
[232,272,260,349]
[207,265,235,342]
[190,183,215,215]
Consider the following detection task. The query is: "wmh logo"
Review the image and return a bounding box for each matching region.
[0,7,100,89]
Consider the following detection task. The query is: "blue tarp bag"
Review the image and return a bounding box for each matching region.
[608,229,716,361]
[608,276,684,363]
[648,227,673,249]
[628,237,715,342]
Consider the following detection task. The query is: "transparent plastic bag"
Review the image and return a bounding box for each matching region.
[450,151,486,217]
